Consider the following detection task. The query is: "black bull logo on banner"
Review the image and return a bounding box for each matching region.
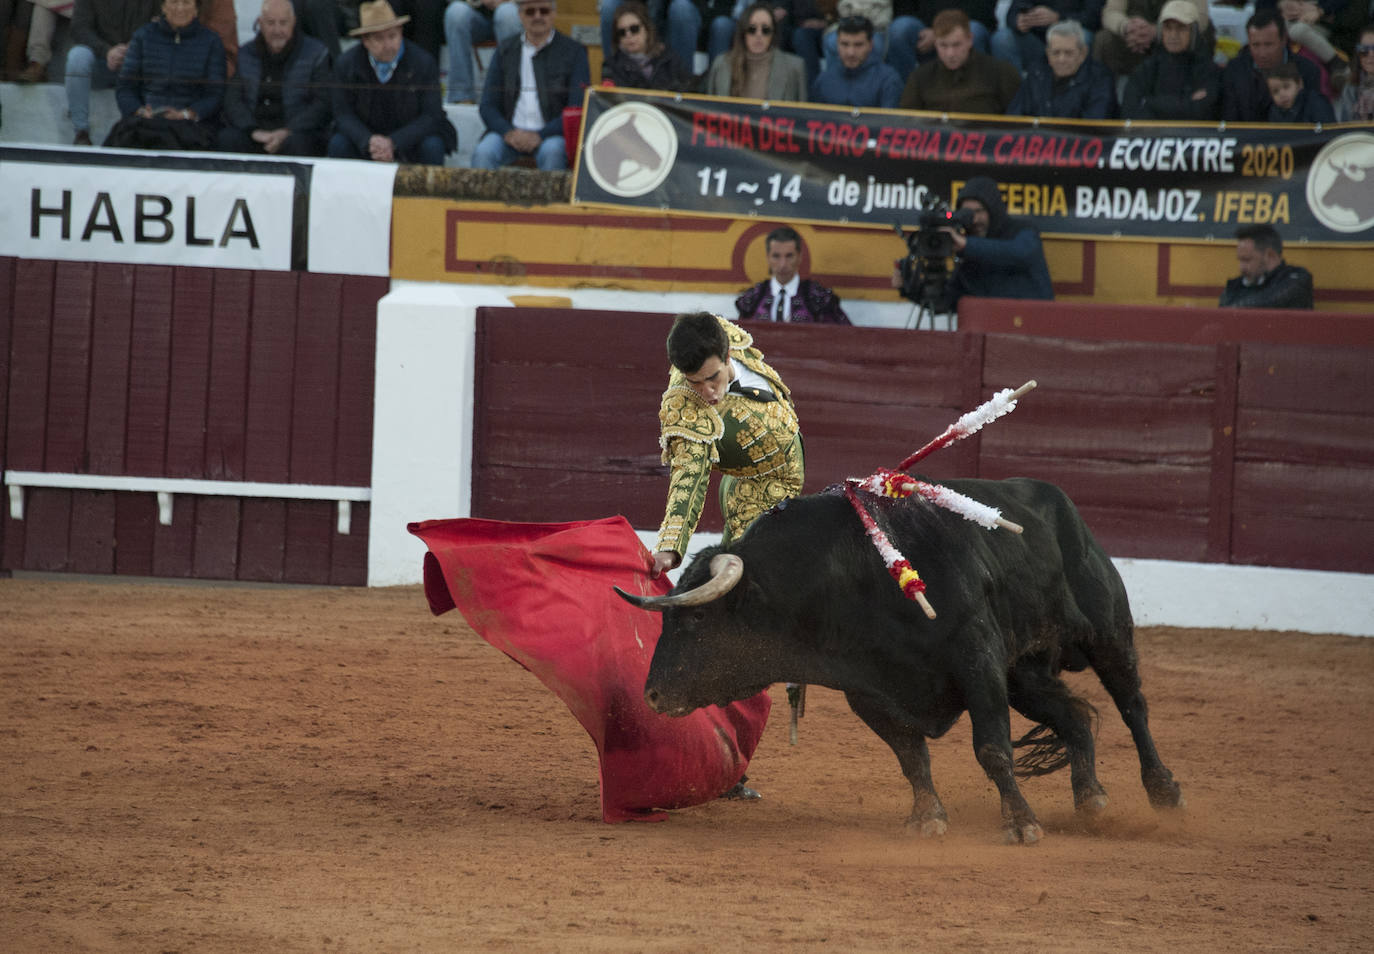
[1323,160,1374,220]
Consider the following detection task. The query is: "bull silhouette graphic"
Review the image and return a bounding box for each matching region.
[592,114,663,188]
[1320,160,1374,221]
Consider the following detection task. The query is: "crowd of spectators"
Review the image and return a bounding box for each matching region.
[0,0,1368,158]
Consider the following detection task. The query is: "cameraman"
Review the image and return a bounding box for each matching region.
[894,176,1055,313]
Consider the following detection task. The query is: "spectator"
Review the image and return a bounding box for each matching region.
[217,0,332,155]
[104,0,226,149]
[472,0,588,169]
[1093,0,1211,80]
[1,0,33,79]
[599,0,701,71]
[288,0,343,62]
[736,226,851,323]
[1274,0,1349,91]
[1335,22,1374,122]
[1120,0,1219,120]
[444,0,520,103]
[893,175,1053,313]
[1218,224,1314,309]
[12,0,69,84]
[329,0,457,164]
[1222,7,1324,121]
[1265,60,1336,119]
[64,0,160,145]
[809,14,902,106]
[817,0,893,74]
[602,0,694,90]
[1007,18,1117,116]
[887,0,997,84]
[898,7,1019,112]
[387,0,444,60]
[790,0,834,88]
[704,2,807,99]
[990,0,1104,74]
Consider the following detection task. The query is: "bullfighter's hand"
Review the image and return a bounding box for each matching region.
[650,551,680,578]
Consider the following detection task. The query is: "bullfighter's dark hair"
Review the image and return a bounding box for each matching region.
[764,225,802,253]
[1246,6,1287,38]
[667,312,729,374]
[1236,223,1283,255]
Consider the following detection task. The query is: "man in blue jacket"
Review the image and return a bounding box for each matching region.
[471,0,590,170]
[328,0,457,164]
[936,175,1055,312]
[810,16,903,108]
[217,0,332,155]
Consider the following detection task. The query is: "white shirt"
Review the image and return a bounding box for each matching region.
[513,32,553,132]
[731,359,775,398]
[769,274,801,322]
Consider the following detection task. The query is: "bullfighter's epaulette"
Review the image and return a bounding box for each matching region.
[658,387,724,459]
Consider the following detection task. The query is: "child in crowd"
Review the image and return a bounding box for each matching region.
[1265,61,1335,122]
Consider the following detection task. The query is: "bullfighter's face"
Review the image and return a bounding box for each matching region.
[685,355,732,405]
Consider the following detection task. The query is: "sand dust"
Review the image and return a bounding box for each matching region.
[2,577,1371,952]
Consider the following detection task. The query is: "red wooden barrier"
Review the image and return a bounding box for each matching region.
[0,258,386,584]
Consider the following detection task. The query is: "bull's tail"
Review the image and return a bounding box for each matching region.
[1012,699,1099,778]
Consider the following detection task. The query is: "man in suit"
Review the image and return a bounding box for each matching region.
[735,226,851,324]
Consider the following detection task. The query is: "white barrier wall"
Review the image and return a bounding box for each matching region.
[367,281,1374,637]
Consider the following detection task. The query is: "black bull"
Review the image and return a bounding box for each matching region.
[616,477,1184,842]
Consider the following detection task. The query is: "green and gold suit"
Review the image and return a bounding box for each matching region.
[654,317,805,560]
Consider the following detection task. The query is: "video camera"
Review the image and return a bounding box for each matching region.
[895,195,979,312]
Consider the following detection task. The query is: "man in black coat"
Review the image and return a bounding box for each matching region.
[1220,6,1324,122]
[327,0,457,164]
[1218,224,1314,309]
[218,0,332,155]
[1120,0,1219,120]
[471,0,590,170]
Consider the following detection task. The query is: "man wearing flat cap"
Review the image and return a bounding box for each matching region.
[471,0,589,170]
[327,0,457,164]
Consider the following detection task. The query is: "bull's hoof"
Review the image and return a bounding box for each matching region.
[905,815,948,838]
[1147,779,1185,811]
[1076,792,1110,816]
[1003,821,1044,845]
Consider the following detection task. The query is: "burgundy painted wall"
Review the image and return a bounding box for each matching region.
[0,258,386,584]
[472,309,1374,574]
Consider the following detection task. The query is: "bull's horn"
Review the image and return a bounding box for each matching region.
[613,553,744,611]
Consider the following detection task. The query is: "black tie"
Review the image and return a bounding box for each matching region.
[728,380,777,403]
[774,291,785,322]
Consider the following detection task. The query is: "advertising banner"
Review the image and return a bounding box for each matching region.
[0,148,399,275]
[572,90,1374,245]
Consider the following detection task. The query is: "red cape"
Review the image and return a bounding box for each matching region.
[408,516,771,822]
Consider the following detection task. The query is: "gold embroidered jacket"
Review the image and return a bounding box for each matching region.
[655,318,804,557]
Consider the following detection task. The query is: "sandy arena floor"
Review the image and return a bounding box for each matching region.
[2,577,1371,952]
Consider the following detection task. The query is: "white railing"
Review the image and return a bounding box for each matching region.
[3,471,370,535]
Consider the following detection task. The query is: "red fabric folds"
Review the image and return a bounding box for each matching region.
[408,515,771,823]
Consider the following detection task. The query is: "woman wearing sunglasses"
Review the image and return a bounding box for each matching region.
[603,1,694,90]
[704,2,807,100]
[1335,24,1374,122]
